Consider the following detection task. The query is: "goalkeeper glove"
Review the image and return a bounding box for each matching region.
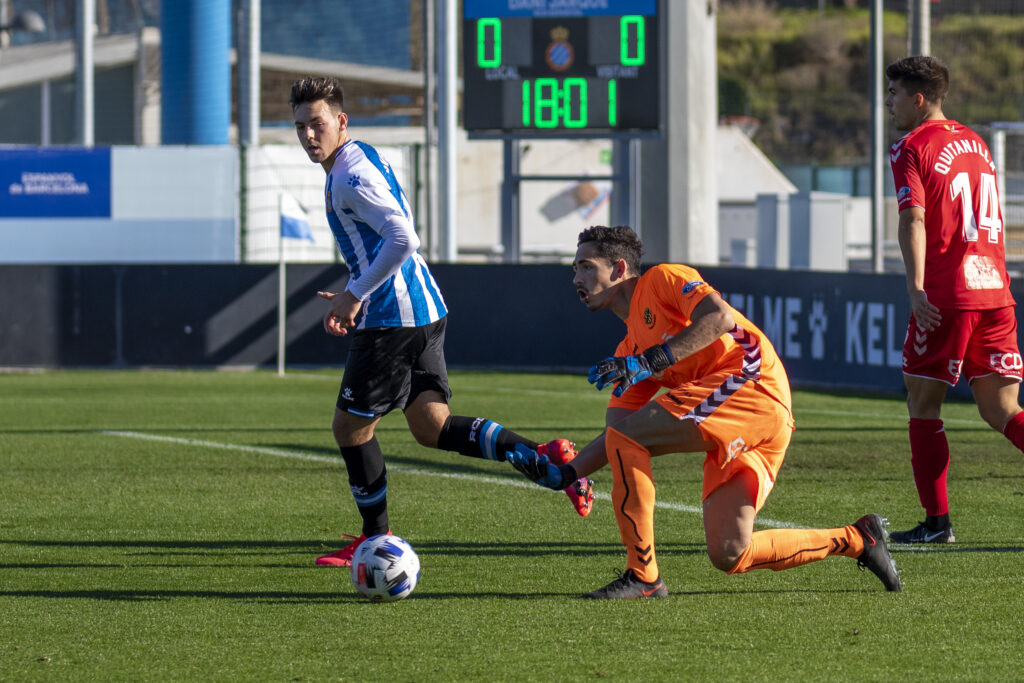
[506,444,568,490]
[587,343,675,397]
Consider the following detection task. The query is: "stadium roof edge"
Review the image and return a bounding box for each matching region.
[260,53,424,89]
[0,31,424,92]
[0,33,144,89]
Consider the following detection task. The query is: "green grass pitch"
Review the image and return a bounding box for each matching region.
[2,369,1023,680]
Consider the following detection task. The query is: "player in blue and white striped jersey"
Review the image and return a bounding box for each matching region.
[323,137,447,329]
[290,77,594,568]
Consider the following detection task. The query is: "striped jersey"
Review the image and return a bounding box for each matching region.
[325,140,447,328]
[606,264,792,414]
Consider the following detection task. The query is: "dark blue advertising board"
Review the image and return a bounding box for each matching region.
[0,147,112,218]
[1,263,1021,402]
[707,268,912,394]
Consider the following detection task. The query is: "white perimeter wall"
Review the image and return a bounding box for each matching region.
[248,135,615,265]
[244,143,413,263]
[0,133,820,266]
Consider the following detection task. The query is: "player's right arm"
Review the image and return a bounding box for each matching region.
[892,134,941,331]
[507,404,638,486]
[662,292,734,362]
[552,407,636,481]
[897,205,941,331]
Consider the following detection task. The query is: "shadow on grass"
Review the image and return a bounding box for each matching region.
[0,562,320,570]
[891,544,1024,554]
[0,538,707,561]
[7,538,1023,563]
[0,585,896,602]
[1,425,601,437]
[0,588,372,603]
[0,587,590,602]
[0,539,334,550]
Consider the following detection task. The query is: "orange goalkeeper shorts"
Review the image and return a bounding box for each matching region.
[655,370,794,512]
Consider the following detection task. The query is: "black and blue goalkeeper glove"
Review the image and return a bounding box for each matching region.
[506,444,566,490]
[587,343,675,397]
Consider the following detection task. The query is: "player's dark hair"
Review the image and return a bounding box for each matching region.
[289,76,345,111]
[885,56,948,103]
[578,226,643,274]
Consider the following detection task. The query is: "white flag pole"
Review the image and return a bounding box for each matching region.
[277,192,286,377]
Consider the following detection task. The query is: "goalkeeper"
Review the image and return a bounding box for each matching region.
[508,226,903,598]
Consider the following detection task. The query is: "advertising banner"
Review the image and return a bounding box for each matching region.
[0,147,112,218]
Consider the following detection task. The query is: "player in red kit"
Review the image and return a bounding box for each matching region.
[886,56,1024,544]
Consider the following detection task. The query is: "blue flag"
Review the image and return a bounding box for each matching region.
[280,192,313,241]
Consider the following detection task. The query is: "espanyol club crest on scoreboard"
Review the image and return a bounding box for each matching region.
[545,26,574,71]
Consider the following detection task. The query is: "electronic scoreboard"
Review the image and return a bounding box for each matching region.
[462,0,661,137]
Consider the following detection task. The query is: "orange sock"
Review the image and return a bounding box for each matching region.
[606,427,658,583]
[727,525,864,574]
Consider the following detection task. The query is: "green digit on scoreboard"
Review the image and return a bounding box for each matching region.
[521,79,592,129]
[620,15,645,66]
[522,79,530,126]
[534,78,559,128]
[477,18,501,68]
[608,79,617,126]
[563,78,587,128]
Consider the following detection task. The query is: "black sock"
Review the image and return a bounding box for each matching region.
[558,463,579,487]
[339,437,389,537]
[926,513,951,531]
[437,416,539,462]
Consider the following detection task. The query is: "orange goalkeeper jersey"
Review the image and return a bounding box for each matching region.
[606,264,793,414]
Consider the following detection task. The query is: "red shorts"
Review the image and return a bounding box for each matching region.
[902,306,1022,385]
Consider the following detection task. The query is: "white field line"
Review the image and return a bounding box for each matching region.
[274,374,987,425]
[275,376,985,425]
[99,430,803,529]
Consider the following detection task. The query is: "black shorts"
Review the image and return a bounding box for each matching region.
[336,316,452,418]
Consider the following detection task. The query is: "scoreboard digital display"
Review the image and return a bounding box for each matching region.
[462,0,661,137]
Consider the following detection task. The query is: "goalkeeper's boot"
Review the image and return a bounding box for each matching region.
[537,439,594,517]
[889,520,955,544]
[581,568,667,599]
[315,530,391,567]
[853,514,902,592]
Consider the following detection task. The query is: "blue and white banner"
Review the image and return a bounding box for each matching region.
[280,191,313,241]
[0,147,111,217]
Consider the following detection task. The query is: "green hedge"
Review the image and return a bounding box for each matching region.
[718,7,1024,164]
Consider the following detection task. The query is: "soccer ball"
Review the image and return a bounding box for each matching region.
[350,534,420,602]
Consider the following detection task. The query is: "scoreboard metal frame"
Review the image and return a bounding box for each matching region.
[461,0,664,139]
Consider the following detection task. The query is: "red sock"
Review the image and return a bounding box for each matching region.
[908,418,950,516]
[1002,411,1024,453]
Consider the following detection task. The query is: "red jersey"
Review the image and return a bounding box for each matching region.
[606,264,792,414]
[890,119,1014,309]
